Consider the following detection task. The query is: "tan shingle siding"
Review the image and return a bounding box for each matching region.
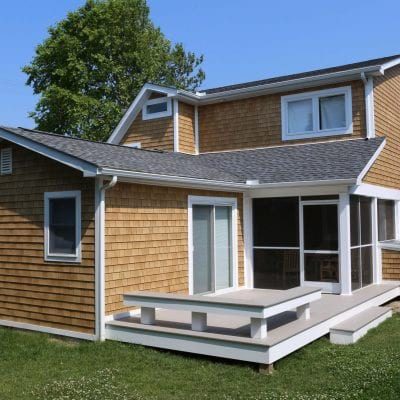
[0,143,95,334]
[104,183,244,315]
[178,102,196,154]
[363,65,400,188]
[199,81,366,152]
[382,249,400,280]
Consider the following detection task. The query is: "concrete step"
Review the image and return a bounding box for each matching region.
[330,306,392,345]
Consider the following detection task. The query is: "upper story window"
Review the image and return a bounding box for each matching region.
[281,86,352,141]
[142,97,172,120]
[44,191,81,263]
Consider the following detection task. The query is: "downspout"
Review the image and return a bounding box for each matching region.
[95,175,118,341]
[361,72,375,139]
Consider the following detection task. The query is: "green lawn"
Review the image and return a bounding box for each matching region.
[0,314,399,400]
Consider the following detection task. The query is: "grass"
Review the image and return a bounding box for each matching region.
[0,314,399,400]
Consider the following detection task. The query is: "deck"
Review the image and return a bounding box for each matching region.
[105,283,399,365]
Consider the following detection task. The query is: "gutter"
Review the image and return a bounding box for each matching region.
[361,72,376,139]
[95,176,118,341]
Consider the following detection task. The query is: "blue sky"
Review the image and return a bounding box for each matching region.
[0,0,399,128]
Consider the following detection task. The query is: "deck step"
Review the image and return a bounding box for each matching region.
[330,306,392,345]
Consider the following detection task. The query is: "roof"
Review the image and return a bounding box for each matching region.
[0,126,385,188]
[201,54,400,95]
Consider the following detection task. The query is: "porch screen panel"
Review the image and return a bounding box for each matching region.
[215,206,233,290]
[193,205,213,294]
[350,195,373,290]
[253,197,300,289]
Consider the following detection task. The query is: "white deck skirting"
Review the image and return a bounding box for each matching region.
[105,284,399,365]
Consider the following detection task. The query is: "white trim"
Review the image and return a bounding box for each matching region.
[361,74,375,139]
[44,191,81,263]
[95,177,104,340]
[0,128,97,176]
[380,56,400,73]
[350,182,400,200]
[339,193,352,295]
[355,139,386,184]
[142,97,172,120]
[243,193,254,288]
[173,99,179,152]
[188,195,238,295]
[281,86,353,141]
[0,319,96,341]
[371,198,381,284]
[125,142,141,149]
[194,105,199,154]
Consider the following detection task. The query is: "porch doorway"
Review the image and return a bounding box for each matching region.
[189,196,237,295]
[301,200,340,293]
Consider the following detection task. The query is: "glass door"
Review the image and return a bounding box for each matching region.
[192,205,233,294]
[301,200,340,293]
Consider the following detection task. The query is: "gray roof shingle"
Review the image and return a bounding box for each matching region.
[0,126,384,185]
[202,54,400,95]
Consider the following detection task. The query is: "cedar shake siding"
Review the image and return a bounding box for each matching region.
[0,143,95,334]
[104,183,244,316]
[382,249,400,281]
[120,110,174,151]
[198,81,366,152]
[178,102,196,154]
[363,65,400,188]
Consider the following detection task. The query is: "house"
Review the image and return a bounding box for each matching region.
[1,54,400,370]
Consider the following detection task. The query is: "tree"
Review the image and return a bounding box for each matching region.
[23,0,205,141]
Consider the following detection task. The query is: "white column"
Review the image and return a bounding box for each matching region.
[371,198,382,284]
[250,317,267,339]
[243,193,254,288]
[192,312,207,331]
[339,193,352,295]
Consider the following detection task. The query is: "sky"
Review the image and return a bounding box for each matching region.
[0,0,399,129]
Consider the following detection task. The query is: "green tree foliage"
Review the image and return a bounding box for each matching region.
[23,0,205,141]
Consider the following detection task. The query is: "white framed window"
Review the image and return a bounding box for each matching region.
[281,86,353,141]
[44,191,81,263]
[1,147,12,175]
[142,97,172,120]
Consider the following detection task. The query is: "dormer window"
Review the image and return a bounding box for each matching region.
[142,97,172,120]
[281,86,352,141]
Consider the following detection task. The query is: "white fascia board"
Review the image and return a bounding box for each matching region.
[379,57,400,73]
[356,138,386,184]
[0,128,98,177]
[350,183,400,200]
[248,178,357,190]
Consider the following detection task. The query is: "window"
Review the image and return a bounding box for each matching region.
[281,86,352,140]
[142,97,172,120]
[350,195,373,290]
[378,199,396,241]
[0,147,12,175]
[44,191,81,262]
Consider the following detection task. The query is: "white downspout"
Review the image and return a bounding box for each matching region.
[95,175,118,341]
[361,72,375,139]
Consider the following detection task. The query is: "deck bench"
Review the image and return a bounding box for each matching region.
[123,287,321,339]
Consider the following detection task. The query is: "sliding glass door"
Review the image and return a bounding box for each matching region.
[192,204,233,294]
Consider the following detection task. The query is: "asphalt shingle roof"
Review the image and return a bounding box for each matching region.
[202,54,400,95]
[0,126,384,185]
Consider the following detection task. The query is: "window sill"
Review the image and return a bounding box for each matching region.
[282,128,353,141]
[379,240,400,251]
[45,255,82,264]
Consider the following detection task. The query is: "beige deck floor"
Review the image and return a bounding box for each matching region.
[118,283,399,346]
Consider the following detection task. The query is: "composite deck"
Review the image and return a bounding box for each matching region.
[105,283,399,365]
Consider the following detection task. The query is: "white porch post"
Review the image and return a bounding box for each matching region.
[339,193,352,295]
[243,193,254,288]
[372,198,382,284]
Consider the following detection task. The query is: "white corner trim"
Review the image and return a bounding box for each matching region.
[361,73,375,139]
[0,128,97,177]
[356,138,386,184]
[194,105,199,154]
[243,193,254,289]
[339,193,352,295]
[281,86,353,141]
[173,99,179,152]
[44,191,82,263]
[0,319,96,341]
